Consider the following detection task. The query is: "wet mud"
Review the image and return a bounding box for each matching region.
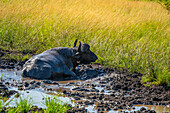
[0,59,169,112]
[0,48,32,70]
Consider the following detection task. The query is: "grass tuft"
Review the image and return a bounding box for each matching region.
[14,96,33,113]
[44,96,72,113]
[0,94,72,113]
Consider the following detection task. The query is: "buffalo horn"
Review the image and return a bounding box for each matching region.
[73,39,78,47]
[78,41,81,52]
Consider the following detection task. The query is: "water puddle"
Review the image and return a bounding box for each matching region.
[0,69,75,108]
[6,87,74,108]
[85,105,97,113]
[0,69,22,82]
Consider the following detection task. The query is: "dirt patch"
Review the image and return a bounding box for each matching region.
[63,65,169,112]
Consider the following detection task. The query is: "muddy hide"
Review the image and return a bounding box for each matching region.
[21,40,98,80]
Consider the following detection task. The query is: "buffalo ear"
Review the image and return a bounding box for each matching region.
[78,41,82,52]
[73,39,78,47]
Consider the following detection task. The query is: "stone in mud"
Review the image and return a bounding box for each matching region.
[113,106,118,110]
[0,65,6,69]
[52,81,59,85]
[17,83,23,87]
[30,80,36,84]
[35,82,41,87]
[46,88,52,91]
[0,84,8,90]
[63,90,67,94]
[23,82,30,87]
[42,80,53,84]
[4,82,10,86]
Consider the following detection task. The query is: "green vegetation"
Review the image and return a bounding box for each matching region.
[0,100,3,112]
[15,97,33,113]
[44,96,72,113]
[0,95,15,113]
[0,95,72,113]
[0,73,3,81]
[157,0,170,11]
[0,0,169,85]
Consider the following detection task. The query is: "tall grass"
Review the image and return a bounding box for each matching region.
[0,0,169,85]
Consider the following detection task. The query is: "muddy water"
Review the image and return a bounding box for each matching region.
[0,69,22,82]
[0,69,75,108]
[0,69,170,113]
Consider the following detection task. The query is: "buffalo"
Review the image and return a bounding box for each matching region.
[21,39,98,80]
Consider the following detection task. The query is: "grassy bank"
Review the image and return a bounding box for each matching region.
[0,0,169,85]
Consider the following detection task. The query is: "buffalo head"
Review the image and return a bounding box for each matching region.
[73,39,98,64]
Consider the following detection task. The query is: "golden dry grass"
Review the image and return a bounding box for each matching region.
[0,0,169,27]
